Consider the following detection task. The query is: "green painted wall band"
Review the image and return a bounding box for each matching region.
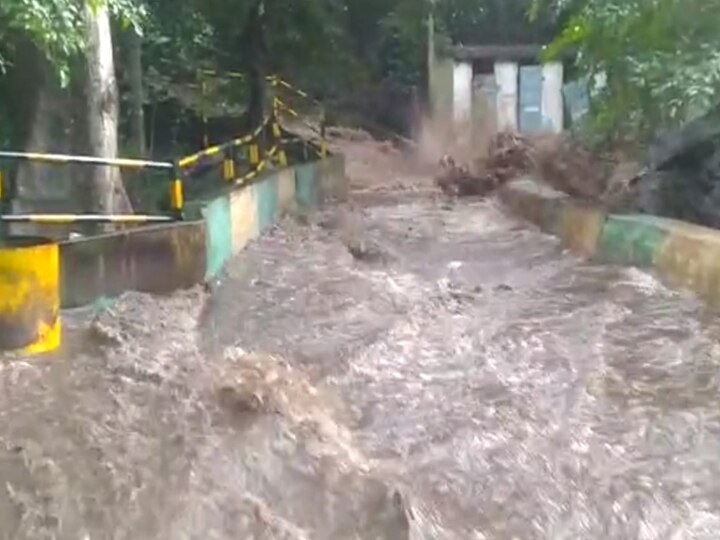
[256,174,280,232]
[501,180,720,310]
[597,215,669,267]
[295,163,318,209]
[202,197,233,280]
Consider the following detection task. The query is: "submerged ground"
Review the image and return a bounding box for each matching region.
[1,133,720,539]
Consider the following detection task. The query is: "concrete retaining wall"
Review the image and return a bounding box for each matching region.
[60,222,207,309]
[500,176,720,308]
[60,155,346,308]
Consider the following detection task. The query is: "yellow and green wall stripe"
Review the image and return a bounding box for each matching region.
[181,154,345,282]
[500,179,720,310]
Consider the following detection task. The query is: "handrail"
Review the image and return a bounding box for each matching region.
[274,99,323,137]
[0,214,175,224]
[178,117,270,169]
[272,77,324,110]
[0,77,327,228]
[0,151,173,170]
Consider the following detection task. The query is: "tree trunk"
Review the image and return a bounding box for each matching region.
[240,0,268,131]
[7,39,77,237]
[84,2,132,214]
[125,27,146,157]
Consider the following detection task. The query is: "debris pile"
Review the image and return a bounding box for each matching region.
[534,134,610,200]
[483,132,537,184]
[435,155,487,197]
[434,130,641,208]
[435,132,536,197]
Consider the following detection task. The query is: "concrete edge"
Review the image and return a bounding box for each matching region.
[59,156,347,309]
[499,178,720,309]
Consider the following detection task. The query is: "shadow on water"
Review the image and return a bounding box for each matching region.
[2,194,720,538]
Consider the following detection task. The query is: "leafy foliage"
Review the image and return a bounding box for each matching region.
[439,0,560,45]
[0,0,145,84]
[535,0,720,143]
[0,0,573,147]
[0,0,85,83]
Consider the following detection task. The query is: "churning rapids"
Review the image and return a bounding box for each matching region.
[3,159,720,538]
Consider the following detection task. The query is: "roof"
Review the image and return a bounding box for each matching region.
[452,44,573,62]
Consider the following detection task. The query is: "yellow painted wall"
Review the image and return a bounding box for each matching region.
[556,205,606,256]
[0,240,60,354]
[277,168,296,214]
[656,226,720,307]
[229,186,259,255]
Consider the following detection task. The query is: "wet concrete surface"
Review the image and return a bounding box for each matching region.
[2,190,720,539]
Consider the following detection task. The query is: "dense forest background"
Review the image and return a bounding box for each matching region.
[0,0,564,158]
[1,0,717,212]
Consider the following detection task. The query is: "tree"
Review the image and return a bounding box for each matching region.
[534,0,720,144]
[85,1,132,214]
[125,26,146,156]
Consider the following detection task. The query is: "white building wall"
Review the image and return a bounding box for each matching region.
[452,61,473,124]
[494,62,519,131]
[541,62,564,133]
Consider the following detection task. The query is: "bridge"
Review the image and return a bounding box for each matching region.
[2,80,720,538]
[0,76,338,354]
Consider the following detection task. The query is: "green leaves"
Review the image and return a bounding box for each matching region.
[0,0,84,81]
[0,0,145,84]
[542,0,720,144]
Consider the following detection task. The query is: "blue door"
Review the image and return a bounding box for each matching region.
[519,65,544,133]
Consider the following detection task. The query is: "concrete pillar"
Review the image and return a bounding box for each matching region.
[494,62,518,131]
[452,61,473,125]
[429,57,455,124]
[542,62,564,133]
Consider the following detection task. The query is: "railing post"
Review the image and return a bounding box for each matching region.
[320,108,328,159]
[223,146,236,182]
[271,106,288,168]
[201,75,209,148]
[169,161,185,219]
[270,76,279,117]
[248,141,260,166]
[0,169,5,237]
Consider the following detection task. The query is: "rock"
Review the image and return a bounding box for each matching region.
[346,238,389,263]
[633,106,720,227]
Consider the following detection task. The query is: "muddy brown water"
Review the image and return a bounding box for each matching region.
[2,193,720,539]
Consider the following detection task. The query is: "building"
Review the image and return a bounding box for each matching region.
[429,42,568,136]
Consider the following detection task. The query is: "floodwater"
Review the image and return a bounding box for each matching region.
[3,189,720,539]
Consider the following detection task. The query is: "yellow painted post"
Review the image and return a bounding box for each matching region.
[248,143,260,166]
[223,148,236,181]
[270,77,279,118]
[0,237,60,355]
[272,119,282,139]
[0,170,6,237]
[270,113,288,168]
[169,163,184,218]
[201,78,209,147]
[320,113,328,159]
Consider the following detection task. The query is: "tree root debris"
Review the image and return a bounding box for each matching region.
[435,132,536,197]
[434,130,641,211]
